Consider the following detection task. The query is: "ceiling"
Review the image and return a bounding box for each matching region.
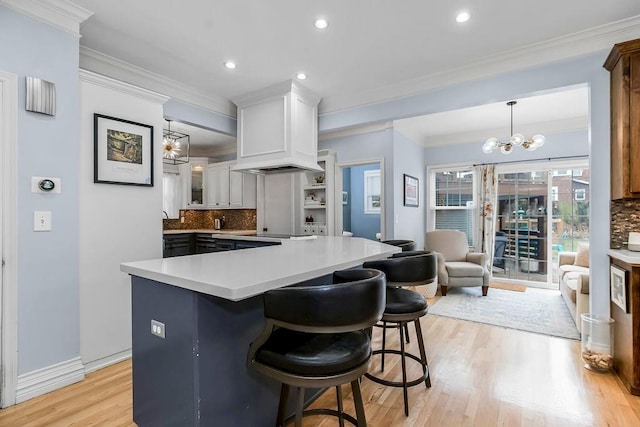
[394,86,590,147]
[72,0,640,115]
[65,1,640,150]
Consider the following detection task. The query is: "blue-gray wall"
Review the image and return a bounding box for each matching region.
[0,6,80,373]
[163,99,237,136]
[393,130,426,249]
[344,165,380,240]
[319,128,395,238]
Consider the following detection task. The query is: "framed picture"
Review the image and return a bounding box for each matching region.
[403,174,419,207]
[342,191,348,205]
[94,113,154,186]
[611,264,628,312]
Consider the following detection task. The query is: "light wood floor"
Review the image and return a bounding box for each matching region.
[1,314,640,427]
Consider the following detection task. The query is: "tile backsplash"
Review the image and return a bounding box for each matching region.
[611,199,640,248]
[163,209,257,231]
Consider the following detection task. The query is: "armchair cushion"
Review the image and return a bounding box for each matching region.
[445,261,485,277]
[574,244,589,267]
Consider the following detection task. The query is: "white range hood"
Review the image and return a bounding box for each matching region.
[231,80,324,174]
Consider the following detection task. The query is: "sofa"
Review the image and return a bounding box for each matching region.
[557,246,590,332]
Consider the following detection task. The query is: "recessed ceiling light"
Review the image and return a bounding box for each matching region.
[224,61,237,69]
[456,12,471,23]
[296,73,307,80]
[314,18,328,29]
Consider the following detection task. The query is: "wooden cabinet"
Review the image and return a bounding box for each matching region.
[206,162,257,209]
[609,254,640,395]
[604,38,640,200]
[299,150,336,236]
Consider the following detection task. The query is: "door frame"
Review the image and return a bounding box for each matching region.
[335,158,385,240]
[0,70,18,407]
[494,158,589,287]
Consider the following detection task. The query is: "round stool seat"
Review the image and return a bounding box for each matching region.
[385,287,427,315]
[255,329,371,376]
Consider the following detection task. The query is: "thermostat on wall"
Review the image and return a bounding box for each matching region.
[31,176,61,194]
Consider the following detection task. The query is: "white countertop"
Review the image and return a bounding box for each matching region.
[163,229,256,235]
[121,236,400,301]
[608,248,640,265]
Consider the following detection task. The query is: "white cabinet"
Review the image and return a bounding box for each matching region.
[299,150,336,236]
[206,161,256,209]
[180,157,210,208]
[207,163,230,208]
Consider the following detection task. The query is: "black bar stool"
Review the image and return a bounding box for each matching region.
[362,251,437,416]
[381,239,415,252]
[247,268,386,427]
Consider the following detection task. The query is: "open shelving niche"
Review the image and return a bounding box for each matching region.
[298,150,336,236]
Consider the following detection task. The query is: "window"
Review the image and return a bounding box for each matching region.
[552,186,559,202]
[575,188,586,201]
[430,167,475,246]
[364,169,381,214]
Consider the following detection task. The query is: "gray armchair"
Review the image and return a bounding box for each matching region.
[424,230,490,296]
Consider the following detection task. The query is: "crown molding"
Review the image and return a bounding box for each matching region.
[79,46,236,118]
[79,69,170,104]
[319,15,640,115]
[0,0,93,37]
[318,121,393,142]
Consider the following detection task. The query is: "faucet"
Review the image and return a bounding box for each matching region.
[163,210,169,219]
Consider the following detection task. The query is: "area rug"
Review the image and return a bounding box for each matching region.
[428,287,580,340]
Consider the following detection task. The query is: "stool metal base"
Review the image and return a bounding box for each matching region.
[365,318,431,416]
[278,381,366,427]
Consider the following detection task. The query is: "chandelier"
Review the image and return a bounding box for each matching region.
[163,120,190,165]
[482,101,545,154]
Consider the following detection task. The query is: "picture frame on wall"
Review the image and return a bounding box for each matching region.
[403,174,419,207]
[611,264,628,312]
[94,113,154,186]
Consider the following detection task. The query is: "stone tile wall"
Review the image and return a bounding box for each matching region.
[163,209,257,231]
[611,199,640,248]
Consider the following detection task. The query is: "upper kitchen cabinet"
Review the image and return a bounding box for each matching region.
[232,80,323,174]
[605,38,640,200]
[206,161,257,209]
[180,157,210,208]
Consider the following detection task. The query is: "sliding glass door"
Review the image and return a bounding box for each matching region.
[493,162,589,287]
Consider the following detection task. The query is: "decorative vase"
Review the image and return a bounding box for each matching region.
[581,314,614,372]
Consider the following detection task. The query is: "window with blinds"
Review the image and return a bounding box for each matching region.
[431,169,476,246]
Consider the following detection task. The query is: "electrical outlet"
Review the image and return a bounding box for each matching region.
[151,319,165,338]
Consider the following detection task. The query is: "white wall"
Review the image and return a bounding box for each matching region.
[393,130,426,249]
[79,71,166,370]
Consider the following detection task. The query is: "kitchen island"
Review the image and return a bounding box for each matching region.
[120,236,399,426]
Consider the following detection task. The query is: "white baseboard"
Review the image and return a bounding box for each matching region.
[83,349,131,374]
[16,356,85,403]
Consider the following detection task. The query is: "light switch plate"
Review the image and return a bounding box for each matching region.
[34,211,52,231]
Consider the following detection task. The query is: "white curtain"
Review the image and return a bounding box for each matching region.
[476,165,498,274]
[162,172,182,219]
